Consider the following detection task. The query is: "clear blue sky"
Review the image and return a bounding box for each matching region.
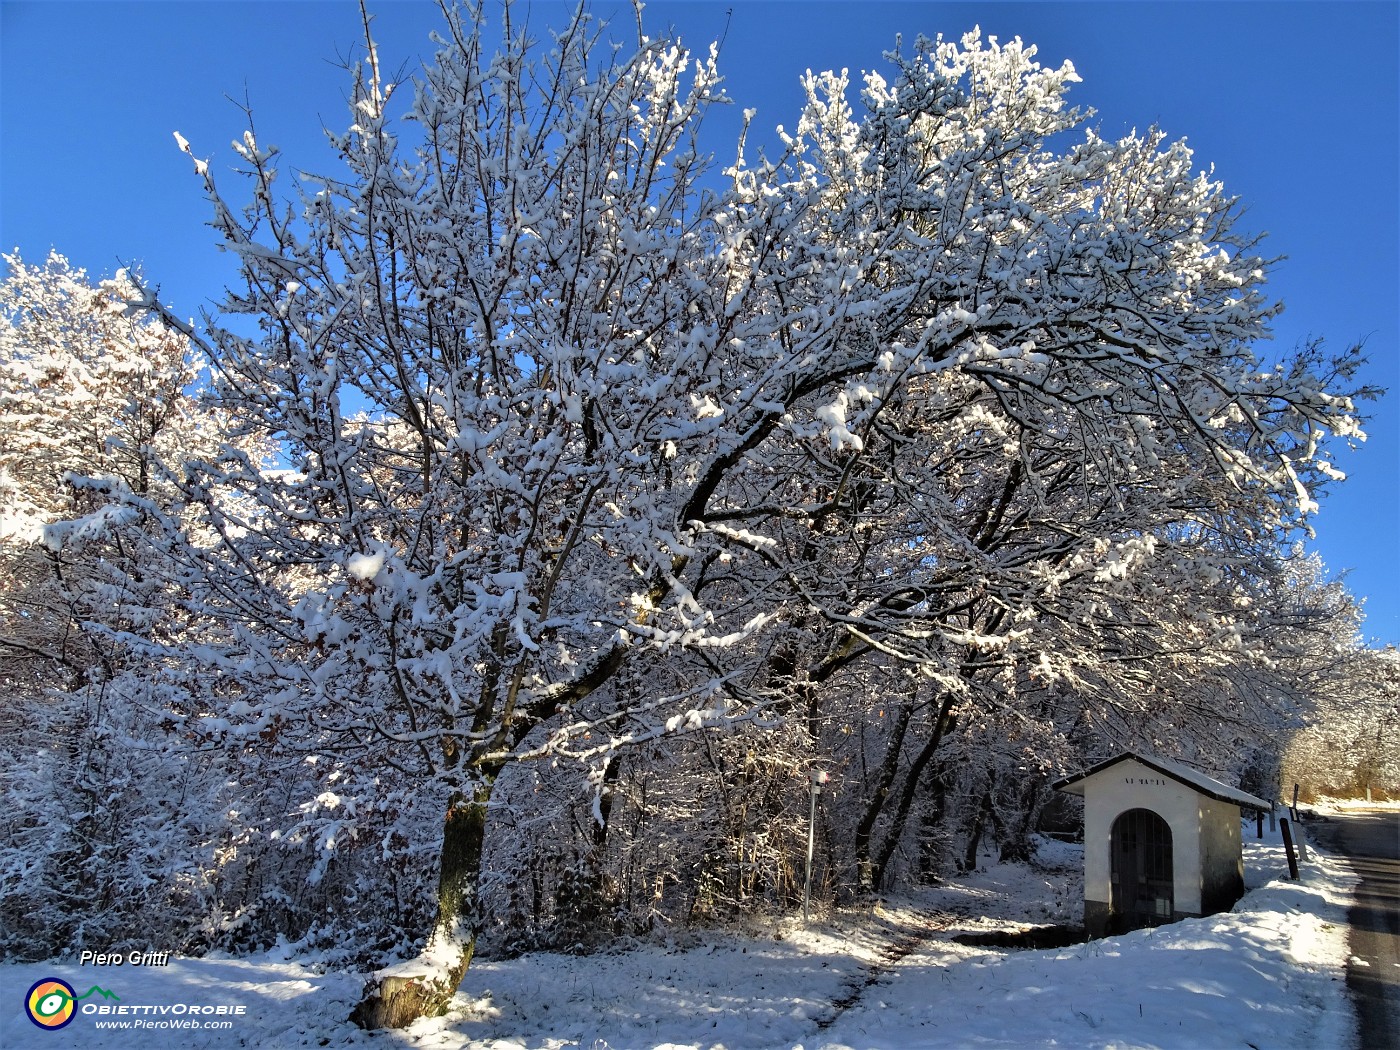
[2,1,1397,644]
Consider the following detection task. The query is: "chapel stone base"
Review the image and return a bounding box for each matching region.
[1084,899,1203,939]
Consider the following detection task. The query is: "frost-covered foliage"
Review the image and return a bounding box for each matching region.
[0,252,233,957]
[15,5,1376,1013]
[1298,644,1400,797]
[0,252,202,684]
[1278,558,1399,800]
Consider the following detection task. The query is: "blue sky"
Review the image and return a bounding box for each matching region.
[2,1,1397,644]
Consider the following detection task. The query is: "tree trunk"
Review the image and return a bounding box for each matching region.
[869,696,958,888]
[350,782,492,1029]
[961,797,988,873]
[917,762,950,880]
[853,699,915,891]
[998,778,1043,863]
[558,757,621,938]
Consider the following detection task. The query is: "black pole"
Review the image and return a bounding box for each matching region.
[1280,819,1300,880]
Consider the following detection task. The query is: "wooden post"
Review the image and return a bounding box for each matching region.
[1256,809,1264,839]
[1291,783,1300,822]
[1269,801,1276,832]
[1280,819,1300,879]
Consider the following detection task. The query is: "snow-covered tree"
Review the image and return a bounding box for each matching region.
[127,6,1368,1025]
[0,251,248,957]
[1277,557,1399,802]
[0,251,204,688]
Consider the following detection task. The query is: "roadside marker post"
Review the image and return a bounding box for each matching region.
[804,769,829,923]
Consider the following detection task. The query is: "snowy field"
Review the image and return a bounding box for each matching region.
[1,823,1358,1050]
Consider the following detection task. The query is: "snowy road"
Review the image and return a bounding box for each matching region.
[1312,809,1400,1050]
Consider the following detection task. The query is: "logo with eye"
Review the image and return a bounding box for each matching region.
[24,979,119,1030]
[25,978,77,1030]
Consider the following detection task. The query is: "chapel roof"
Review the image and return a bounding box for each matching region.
[1051,751,1271,810]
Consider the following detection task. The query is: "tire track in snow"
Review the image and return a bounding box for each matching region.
[812,909,953,1031]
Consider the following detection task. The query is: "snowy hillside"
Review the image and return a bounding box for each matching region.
[1,826,1356,1049]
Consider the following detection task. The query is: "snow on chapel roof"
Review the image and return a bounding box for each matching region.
[1051,751,1270,810]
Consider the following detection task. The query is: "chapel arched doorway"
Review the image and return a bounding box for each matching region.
[1110,807,1173,932]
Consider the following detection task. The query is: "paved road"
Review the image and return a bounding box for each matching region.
[1311,809,1400,1050]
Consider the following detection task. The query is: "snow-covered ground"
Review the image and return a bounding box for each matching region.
[1,821,1358,1049]
[1313,795,1400,811]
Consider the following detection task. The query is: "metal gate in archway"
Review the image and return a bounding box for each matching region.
[1110,807,1173,932]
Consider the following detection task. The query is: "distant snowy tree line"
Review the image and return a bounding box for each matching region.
[0,2,1387,1028]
